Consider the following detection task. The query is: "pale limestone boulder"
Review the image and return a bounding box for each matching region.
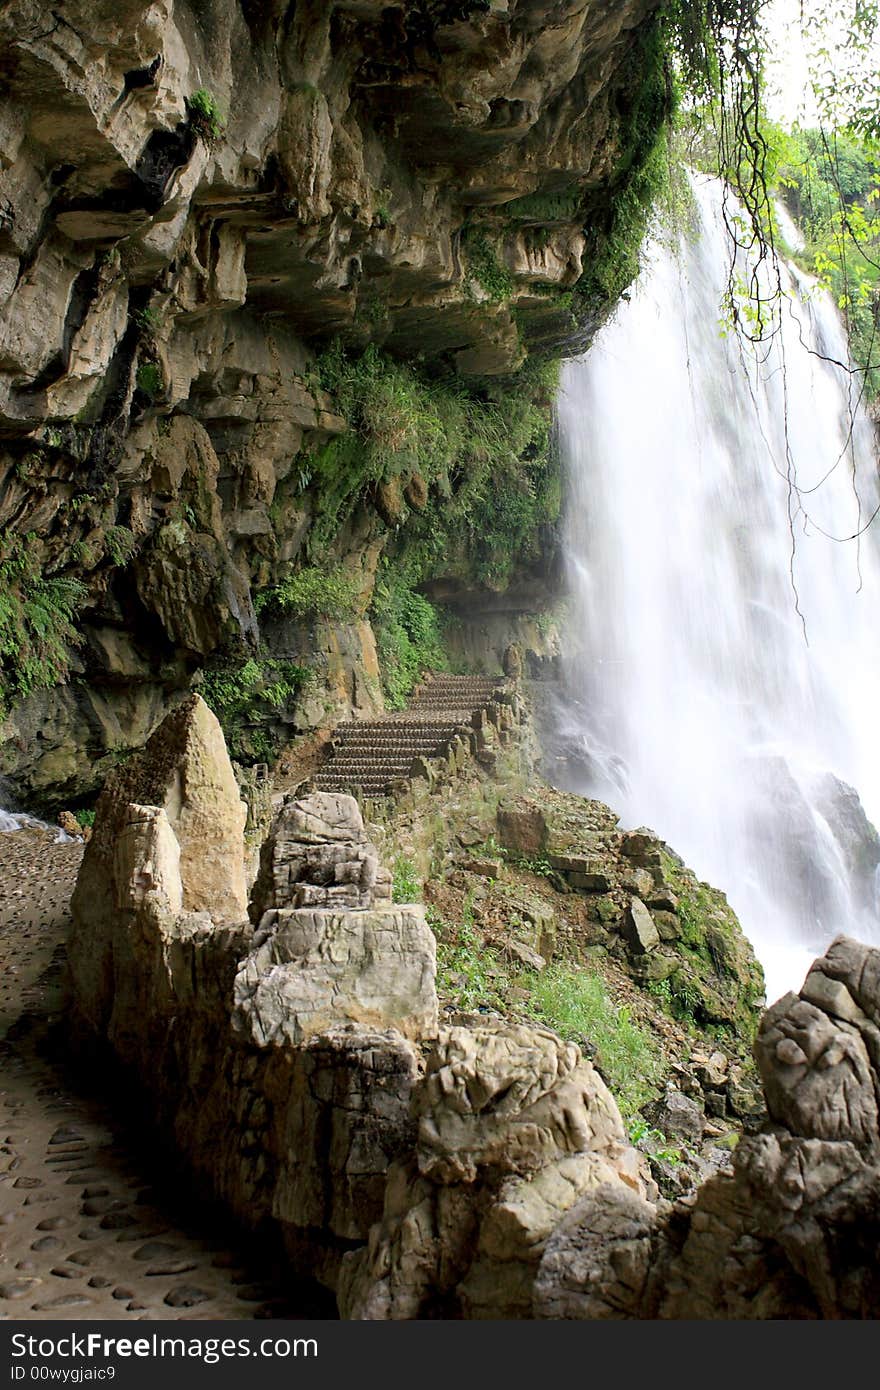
[250,791,392,919]
[755,992,879,1151]
[234,905,437,1045]
[533,1183,659,1319]
[416,1021,628,1184]
[338,1018,655,1319]
[73,695,248,927]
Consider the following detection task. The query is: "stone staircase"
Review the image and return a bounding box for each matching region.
[311,673,511,799]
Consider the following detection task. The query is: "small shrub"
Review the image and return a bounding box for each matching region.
[187,88,224,140]
[74,808,96,829]
[135,362,162,398]
[462,228,514,303]
[255,565,360,621]
[134,306,161,333]
[104,526,138,567]
[199,655,311,762]
[0,536,88,712]
[392,855,421,903]
[628,1115,682,1165]
[371,574,448,708]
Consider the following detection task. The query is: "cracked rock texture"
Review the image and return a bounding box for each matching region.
[0,0,666,803]
[67,697,880,1317]
[67,696,658,1309]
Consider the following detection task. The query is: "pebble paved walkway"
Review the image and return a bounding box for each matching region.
[0,827,327,1322]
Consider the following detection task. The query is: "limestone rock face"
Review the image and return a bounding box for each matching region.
[234,906,437,1045]
[415,1022,630,1184]
[250,792,392,918]
[338,1019,655,1319]
[0,0,670,801]
[523,936,880,1320]
[533,1184,659,1319]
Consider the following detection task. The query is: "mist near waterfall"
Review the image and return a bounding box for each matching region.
[557,174,880,1004]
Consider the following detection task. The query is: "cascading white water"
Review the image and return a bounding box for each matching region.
[0,780,68,836]
[558,173,880,1005]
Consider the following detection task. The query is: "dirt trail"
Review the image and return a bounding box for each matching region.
[0,827,318,1322]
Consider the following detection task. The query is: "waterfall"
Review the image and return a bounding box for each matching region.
[0,779,68,836]
[557,173,880,1005]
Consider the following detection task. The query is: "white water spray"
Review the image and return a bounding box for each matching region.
[557,174,880,1004]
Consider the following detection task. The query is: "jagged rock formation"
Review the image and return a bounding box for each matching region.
[67,694,880,1318]
[338,1021,655,1318]
[68,695,658,1306]
[530,934,880,1319]
[0,0,670,806]
[494,789,766,1044]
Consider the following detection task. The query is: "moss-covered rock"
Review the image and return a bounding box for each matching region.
[488,789,765,1051]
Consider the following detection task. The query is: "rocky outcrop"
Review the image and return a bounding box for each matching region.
[68,697,660,1308]
[530,934,880,1319]
[250,790,394,915]
[69,700,436,1280]
[339,1021,655,1318]
[67,698,880,1317]
[238,791,435,1042]
[494,788,766,1044]
[0,0,671,804]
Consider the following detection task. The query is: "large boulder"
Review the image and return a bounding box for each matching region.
[250,791,392,918]
[338,1019,655,1319]
[649,935,880,1318]
[73,694,248,925]
[69,696,249,1034]
[234,906,437,1045]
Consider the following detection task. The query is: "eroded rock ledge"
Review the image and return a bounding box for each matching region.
[69,697,880,1317]
[0,0,670,803]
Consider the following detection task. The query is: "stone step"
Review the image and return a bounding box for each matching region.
[332,738,462,752]
[334,726,465,739]
[332,735,461,750]
[315,670,509,795]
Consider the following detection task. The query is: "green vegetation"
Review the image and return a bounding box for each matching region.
[572,13,673,315]
[627,1114,683,1165]
[135,362,162,399]
[371,570,449,708]
[524,964,662,1116]
[392,855,421,903]
[775,127,880,403]
[255,565,360,622]
[300,344,561,593]
[0,535,88,713]
[462,228,514,303]
[134,305,161,333]
[104,525,138,568]
[430,905,662,1118]
[653,850,765,1038]
[187,88,224,141]
[199,655,311,763]
[504,187,586,226]
[74,808,96,829]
